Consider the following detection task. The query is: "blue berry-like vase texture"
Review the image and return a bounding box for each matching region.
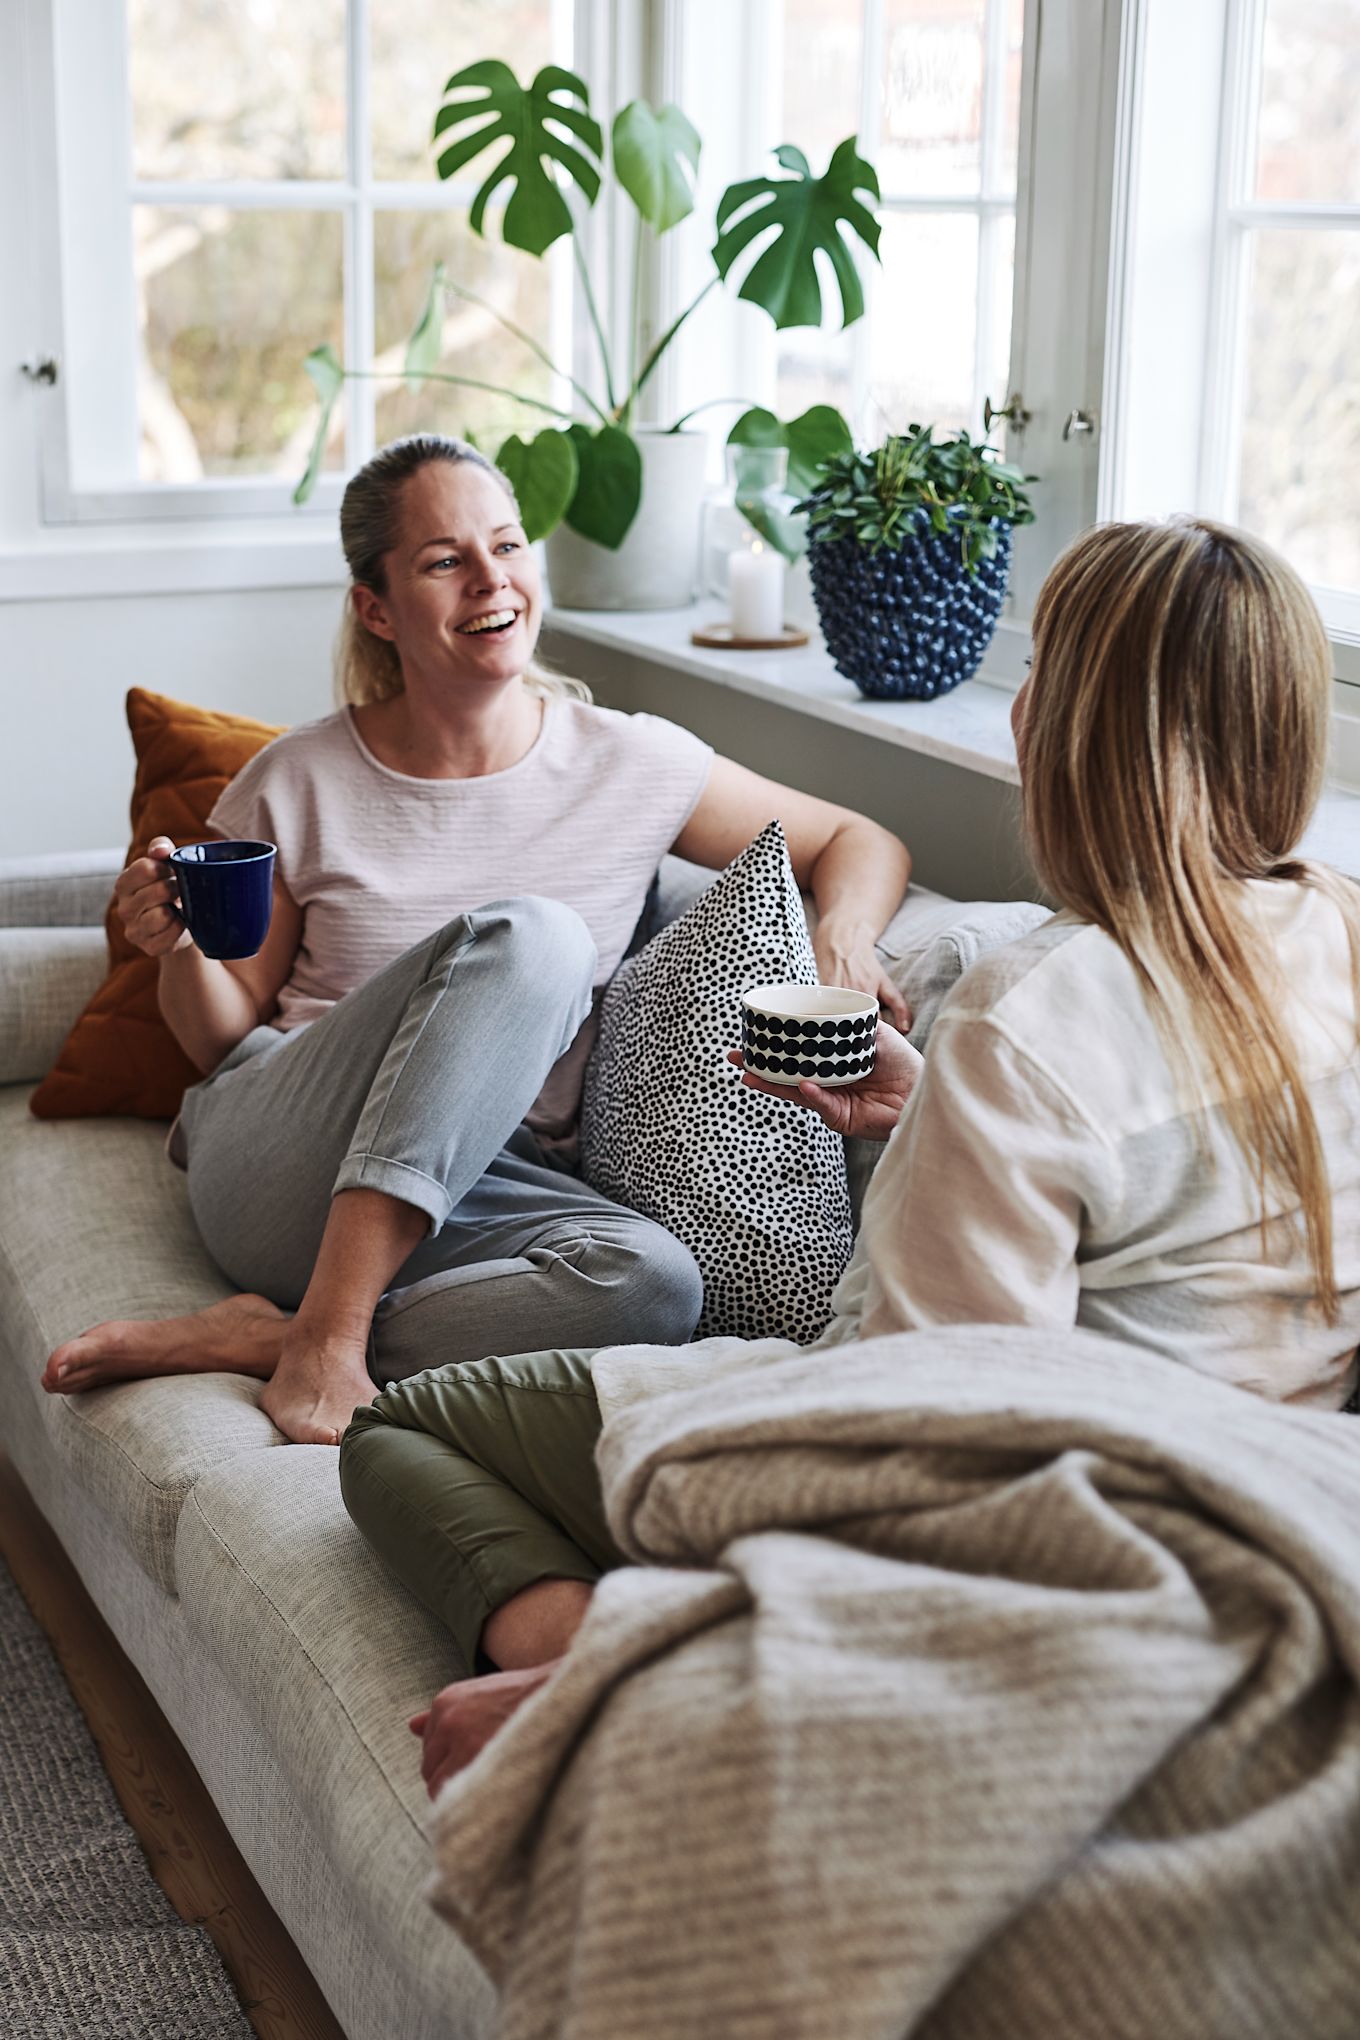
[808,517,1012,701]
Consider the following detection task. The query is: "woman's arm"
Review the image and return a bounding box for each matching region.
[116,832,303,1074]
[671,757,912,1025]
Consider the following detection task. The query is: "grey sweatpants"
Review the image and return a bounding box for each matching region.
[177,896,703,1382]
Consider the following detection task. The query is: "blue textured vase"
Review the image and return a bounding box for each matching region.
[807,515,1012,701]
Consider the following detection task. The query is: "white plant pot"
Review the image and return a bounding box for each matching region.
[545,428,708,611]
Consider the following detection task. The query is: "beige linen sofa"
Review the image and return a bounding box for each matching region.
[0,847,1046,2040]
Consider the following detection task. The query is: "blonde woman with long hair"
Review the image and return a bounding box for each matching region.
[828,513,1360,1399]
[340,515,1360,1797]
[43,434,910,1444]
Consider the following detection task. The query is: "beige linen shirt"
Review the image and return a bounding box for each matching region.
[596,878,1360,1420]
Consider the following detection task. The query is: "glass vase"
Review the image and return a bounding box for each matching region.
[698,444,802,600]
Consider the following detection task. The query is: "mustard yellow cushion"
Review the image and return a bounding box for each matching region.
[30,688,284,1121]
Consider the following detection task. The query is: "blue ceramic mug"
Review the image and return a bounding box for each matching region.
[168,840,276,960]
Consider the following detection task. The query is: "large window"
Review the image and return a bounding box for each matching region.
[17,0,1357,691]
[38,0,574,520]
[773,0,1025,445]
[1107,0,1360,643]
[1213,0,1360,608]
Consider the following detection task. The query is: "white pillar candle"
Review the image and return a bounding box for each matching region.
[728,541,784,640]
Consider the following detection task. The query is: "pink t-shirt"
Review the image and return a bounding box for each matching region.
[206,698,713,1147]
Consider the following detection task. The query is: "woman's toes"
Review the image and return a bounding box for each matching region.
[42,1345,79,1391]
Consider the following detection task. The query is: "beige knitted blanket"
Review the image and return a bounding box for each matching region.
[429,1326,1360,2038]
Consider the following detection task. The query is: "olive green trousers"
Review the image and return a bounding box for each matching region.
[338,1347,617,1675]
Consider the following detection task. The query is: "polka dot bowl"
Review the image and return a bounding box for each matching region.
[740,981,879,1087]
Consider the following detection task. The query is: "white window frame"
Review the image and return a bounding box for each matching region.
[770,0,1022,467]
[22,0,1357,725]
[23,0,579,528]
[1103,0,1360,685]
[1203,0,1360,653]
[663,0,1124,691]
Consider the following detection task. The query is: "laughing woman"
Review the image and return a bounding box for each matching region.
[42,434,910,1443]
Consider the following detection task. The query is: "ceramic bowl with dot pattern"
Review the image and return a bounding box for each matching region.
[741,982,879,1087]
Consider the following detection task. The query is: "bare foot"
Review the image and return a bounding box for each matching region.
[259,1323,376,1447]
[43,1294,288,1396]
[409,1661,563,1799]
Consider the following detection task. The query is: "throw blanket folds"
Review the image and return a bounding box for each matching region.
[430,1325,1360,2039]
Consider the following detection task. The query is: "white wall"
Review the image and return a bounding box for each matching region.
[0,588,338,855]
[0,4,343,859]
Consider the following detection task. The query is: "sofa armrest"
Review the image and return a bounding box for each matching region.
[0,849,123,930]
[0,928,108,1085]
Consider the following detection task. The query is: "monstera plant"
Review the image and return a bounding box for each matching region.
[294,60,875,555]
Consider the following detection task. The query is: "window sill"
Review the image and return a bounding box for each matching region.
[544,600,1360,882]
[0,522,347,602]
[544,602,1025,788]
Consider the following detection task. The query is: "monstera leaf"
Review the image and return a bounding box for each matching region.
[712,138,880,330]
[612,101,700,231]
[292,345,344,505]
[433,61,604,256]
[496,428,579,542]
[563,424,643,549]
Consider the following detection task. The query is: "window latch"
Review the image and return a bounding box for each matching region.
[19,358,59,386]
[983,391,1031,434]
[1062,408,1097,441]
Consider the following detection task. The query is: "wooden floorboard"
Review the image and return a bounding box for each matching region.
[0,1451,348,2040]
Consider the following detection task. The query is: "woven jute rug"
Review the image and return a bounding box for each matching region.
[0,1555,253,2038]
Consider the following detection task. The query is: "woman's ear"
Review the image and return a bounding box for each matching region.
[351,584,396,643]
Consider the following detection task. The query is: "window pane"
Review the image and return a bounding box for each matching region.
[135,208,345,480]
[984,210,1017,418]
[128,0,346,182]
[880,0,986,197]
[1254,0,1360,204]
[371,0,560,183]
[778,0,864,170]
[1237,228,1360,592]
[868,211,979,431]
[372,211,554,452]
[1000,0,1026,195]
[776,329,858,434]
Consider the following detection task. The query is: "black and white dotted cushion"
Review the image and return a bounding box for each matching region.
[580,820,852,1342]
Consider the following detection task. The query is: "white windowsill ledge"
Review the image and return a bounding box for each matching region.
[544,601,1360,882]
[544,602,1025,786]
[0,525,347,602]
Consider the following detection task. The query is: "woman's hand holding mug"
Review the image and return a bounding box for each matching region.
[115,836,194,958]
[729,1020,924,1142]
[115,834,276,960]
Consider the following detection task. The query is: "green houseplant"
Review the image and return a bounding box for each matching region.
[798,426,1037,699]
[294,61,874,605]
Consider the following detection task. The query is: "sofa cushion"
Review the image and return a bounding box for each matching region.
[891,898,1055,1045]
[176,1448,463,1835]
[0,928,108,1085]
[0,1089,281,1590]
[0,849,123,929]
[581,820,852,1343]
[30,688,283,1123]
